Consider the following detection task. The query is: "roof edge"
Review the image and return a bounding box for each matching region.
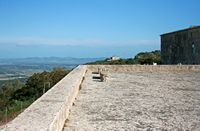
[160,26,200,36]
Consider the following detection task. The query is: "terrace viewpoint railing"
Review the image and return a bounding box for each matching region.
[4,65,200,131]
[5,65,87,131]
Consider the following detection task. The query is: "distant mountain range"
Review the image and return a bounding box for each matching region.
[0,57,104,66]
[0,57,104,76]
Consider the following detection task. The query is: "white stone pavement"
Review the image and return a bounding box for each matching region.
[63,70,200,131]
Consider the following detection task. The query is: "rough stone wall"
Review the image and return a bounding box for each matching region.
[161,27,200,64]
[87,65,200,73]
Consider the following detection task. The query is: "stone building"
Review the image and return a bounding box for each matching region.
[161,26,200,64]
[107,56,121,61]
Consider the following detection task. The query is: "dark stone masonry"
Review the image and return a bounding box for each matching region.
[161,26,200,64]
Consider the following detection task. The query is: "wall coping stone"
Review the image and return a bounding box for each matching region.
[5,65,87,131]
[87,65,200,72]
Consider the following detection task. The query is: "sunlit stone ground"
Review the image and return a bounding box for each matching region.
[63,71,200,131]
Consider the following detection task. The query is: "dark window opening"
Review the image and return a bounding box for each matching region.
[192,42,195,54]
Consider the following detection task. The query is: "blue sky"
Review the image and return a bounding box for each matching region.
[0,0,199,58]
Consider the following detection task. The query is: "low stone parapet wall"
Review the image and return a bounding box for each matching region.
[5,65,87,131]
[87,65,200,72]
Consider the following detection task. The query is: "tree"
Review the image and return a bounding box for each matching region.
[11,68,70,101]
[50,67,70,86]
[134,50,161,64]
[86,50,161,65]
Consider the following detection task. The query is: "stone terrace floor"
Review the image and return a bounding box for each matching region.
[63,71,200,131]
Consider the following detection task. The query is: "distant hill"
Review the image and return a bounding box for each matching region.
[86,50,161,65]
[0,57,103,66]
[0,57,103,77]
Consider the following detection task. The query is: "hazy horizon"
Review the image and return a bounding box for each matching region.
[0,44,159,58]
[0,0,199,58]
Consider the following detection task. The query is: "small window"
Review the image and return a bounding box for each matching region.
[192,42,195,54]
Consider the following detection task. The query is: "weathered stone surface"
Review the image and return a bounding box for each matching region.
[87,65,200,72]
[3,65,200,131]
[161,26,200,64]
[64,66,200,130]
